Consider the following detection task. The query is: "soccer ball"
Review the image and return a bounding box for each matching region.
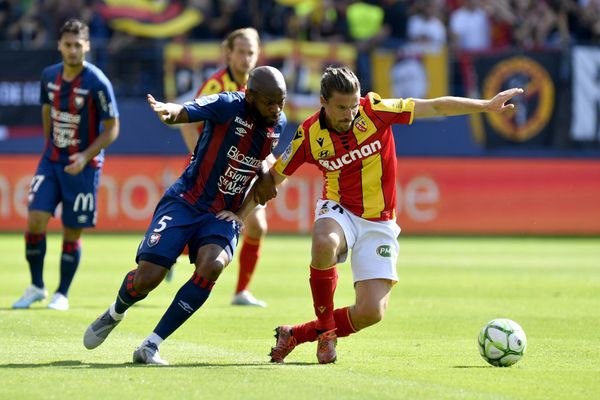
[478,318,527,367]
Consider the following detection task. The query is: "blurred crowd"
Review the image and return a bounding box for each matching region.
[2,0,600,51]
[2,0,599,97]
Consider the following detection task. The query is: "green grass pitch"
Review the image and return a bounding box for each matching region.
[0,233,599,399]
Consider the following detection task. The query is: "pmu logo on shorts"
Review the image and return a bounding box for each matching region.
[148,233,161,247]
[376,245,392,257]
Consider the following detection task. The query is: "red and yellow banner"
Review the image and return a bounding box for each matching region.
[1,156,599,234]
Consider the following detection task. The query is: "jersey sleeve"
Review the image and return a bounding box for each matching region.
[39,68,50,105]
[365,92,414,125]
[183,92,237,124]
[93,71,119,120]
[271,112,289,157]
[273,125,308,177]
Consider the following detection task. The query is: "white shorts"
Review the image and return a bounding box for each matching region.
[314,199,401,283]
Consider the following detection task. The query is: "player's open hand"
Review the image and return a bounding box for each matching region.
[147,94,181,124]
[216,210,245,233]
[487,88,524,113]
[64,153,86,175]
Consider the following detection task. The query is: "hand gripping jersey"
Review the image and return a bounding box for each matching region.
[168,91,287,214]
[275,92,414,222]
[40,61,119,168]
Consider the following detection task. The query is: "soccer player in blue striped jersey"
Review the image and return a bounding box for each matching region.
[84,66,287,365]
[12,19,120,311]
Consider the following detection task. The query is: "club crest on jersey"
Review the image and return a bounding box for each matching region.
[354,116,368,132]
[74,95,85,110]
[271,139,279,151]
[147,233,161,247]
[194,94,219,106]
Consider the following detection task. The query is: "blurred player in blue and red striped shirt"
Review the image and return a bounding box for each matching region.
[84,66,287,365]
[13,19,120,312]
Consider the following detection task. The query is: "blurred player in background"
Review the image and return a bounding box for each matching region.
[178,27,272,307]
[231,66,524,364]
[84,66,287,365]
[12,19,120,311]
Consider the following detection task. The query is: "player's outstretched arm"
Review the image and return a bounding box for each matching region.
[413,88,524,119]
[147,94,189,125]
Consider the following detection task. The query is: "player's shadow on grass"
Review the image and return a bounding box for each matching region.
[451,365,490,369]
[0,360,315,369]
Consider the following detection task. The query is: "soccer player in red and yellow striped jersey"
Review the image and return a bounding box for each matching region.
[229,66,524,364]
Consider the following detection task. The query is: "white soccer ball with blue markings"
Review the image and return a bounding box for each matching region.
[478,318,527,367]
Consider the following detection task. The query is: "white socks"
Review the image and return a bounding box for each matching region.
[109,302,126,321]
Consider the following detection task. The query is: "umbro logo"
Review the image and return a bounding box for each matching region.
[234,127,246,137]
[178,300,194,314]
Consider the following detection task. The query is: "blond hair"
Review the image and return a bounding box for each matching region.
[222,27,260,51]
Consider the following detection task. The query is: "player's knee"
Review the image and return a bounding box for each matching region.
[134,263,167,294]
[353,305,385,329]
[311,232,339,260]
[196,259,225,282]
[27,213,48,232]
[245,217,267,238]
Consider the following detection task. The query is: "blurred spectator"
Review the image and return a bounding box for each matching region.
[578,0,600,43]
[187,0,216,40]
[512,0,558,48]
[5,1,50,49]
[287,0,347,42]
[481,0,516,49]
[346,1,386,93]
[256,0,294,39]
[406,0,447,52]
[210,0,253,39]
[380,0,409,48]
[449,0,491,51]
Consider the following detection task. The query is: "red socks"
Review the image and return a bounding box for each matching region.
[292,307,358,344]
[309,265,338,331]
[235,236,261,294]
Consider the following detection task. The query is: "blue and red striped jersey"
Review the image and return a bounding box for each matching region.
[40,61,119,168]
[166,91,287,214]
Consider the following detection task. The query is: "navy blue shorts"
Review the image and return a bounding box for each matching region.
[28,157,101,228]
[136,196,241,269]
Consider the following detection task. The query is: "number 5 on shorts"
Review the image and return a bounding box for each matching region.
[154,216,172,232]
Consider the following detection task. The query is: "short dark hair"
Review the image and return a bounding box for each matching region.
[320,67,361,101]
[59,19,89,41]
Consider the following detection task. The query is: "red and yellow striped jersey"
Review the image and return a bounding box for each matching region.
[194,66,245,98]
[193,67,245,135]
[274,92,414,221]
